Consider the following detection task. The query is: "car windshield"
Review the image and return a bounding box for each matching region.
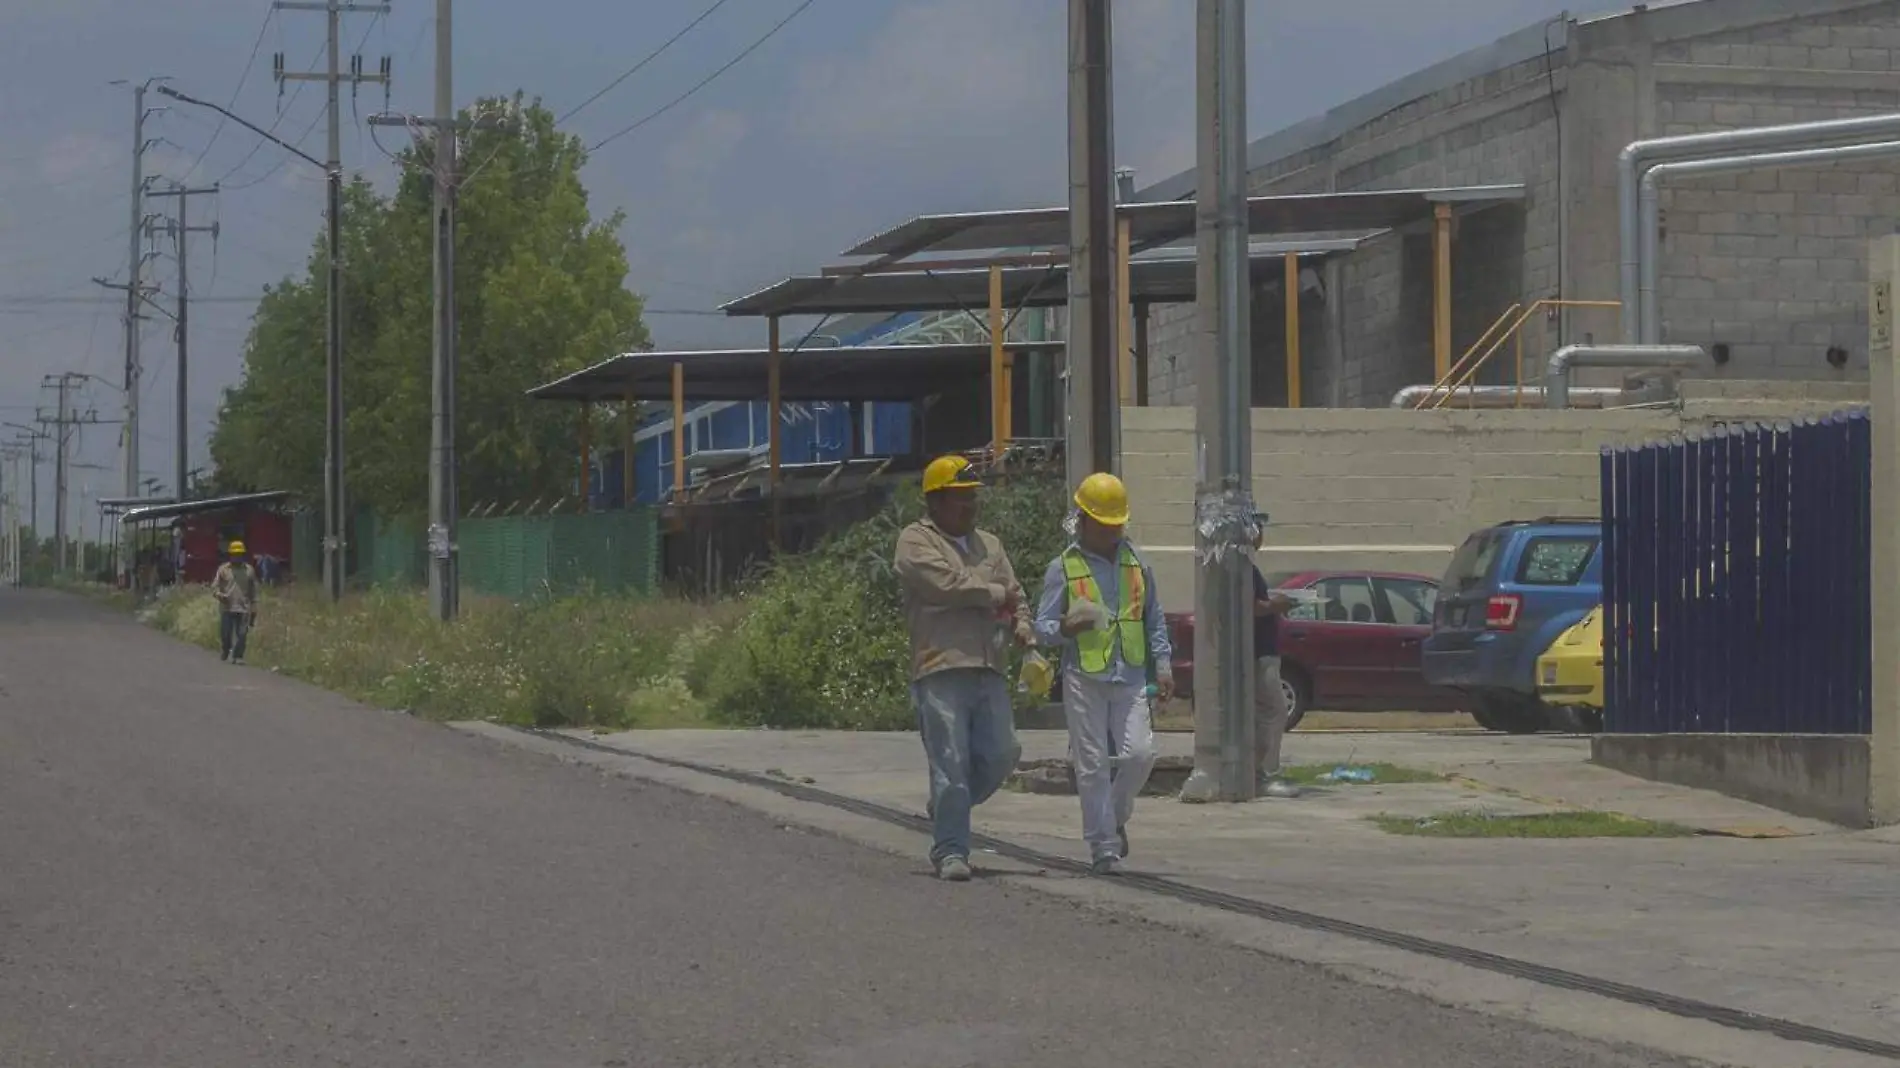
[1443,533,1499,590]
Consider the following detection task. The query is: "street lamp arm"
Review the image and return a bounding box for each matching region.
[154,85,329,172]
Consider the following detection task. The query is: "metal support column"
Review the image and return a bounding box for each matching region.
[989,264,1007,458]
[1433,202,1453,380]
[671,361,686,500]
[1284,251,1302,408]
[1133,302,1151,407]
[576,404,591,513]
[1180,0,1258,804]
[622,386,635,508]
[767,315,783,551]
[1117,217,1134,407]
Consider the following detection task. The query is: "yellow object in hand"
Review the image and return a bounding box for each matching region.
[1019,650,1055,699]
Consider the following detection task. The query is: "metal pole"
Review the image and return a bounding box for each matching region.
[989,264,1006,457]
[1871,235,1900,824]
[767,315,782,551]
[1065,0,1118,484]
[1284,251,1302,408]
[1433,203,1453,380]
[427,0,459,621]
[54,381,69,572]
[125,84,146,582]
[671,362,686,499]
[1180,0,1257,804]
[176,192,190,503]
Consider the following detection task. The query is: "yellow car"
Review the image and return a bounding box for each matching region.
[1536,604,1603,732]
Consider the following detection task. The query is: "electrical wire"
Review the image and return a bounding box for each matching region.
[175,0,273,186]
[220,102,329,190]
[557,0,735,125]
[589,0,818,153]
[211,40,326,186]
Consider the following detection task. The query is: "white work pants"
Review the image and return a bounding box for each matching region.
[1063,670,1157,861]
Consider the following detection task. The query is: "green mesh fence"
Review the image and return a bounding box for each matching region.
[460,509,660,599]
[290,508,322,581]
[361,512,426,588]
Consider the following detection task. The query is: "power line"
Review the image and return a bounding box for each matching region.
[557,0,734,125]
[210,40,326,186]
[589,0,818,153]
[180,5,280,182]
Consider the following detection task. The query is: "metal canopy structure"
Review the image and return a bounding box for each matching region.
[839,184,1526,260]
[121,491,294,526]
[527,342,1065,404]
[719,239,1360,320]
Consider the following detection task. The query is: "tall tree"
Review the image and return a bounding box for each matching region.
[208,97,649,520]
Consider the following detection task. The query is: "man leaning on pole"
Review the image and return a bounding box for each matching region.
[1034,472,1171,875]
[893,455,1033,883]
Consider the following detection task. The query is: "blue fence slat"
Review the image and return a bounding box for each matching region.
[1599,412,1869,736]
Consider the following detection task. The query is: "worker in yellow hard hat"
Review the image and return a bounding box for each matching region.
[893,454,1031,882]
[1032,471,1171,875]
[211,538,260,665]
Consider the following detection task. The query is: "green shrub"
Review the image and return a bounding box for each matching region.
[707,473,1068,730]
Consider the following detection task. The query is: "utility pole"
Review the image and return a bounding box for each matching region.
[145,182,220,504]
[1179,0,1259,804]
[40,374,101,574]
[1065,0,1120,486]
[3,424,46,538]
[370,2,507,623]
[112,78,168,582]
[274,0,392,600]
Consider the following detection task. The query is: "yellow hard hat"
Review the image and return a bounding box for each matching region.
[921,454,982,495]
[228,540,246,556]
[1073,472,1130,526]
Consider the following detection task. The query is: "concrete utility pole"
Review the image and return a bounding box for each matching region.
[145,182,220,505]
[371,2,509,623]
[40,373,102,574]
[1179,0,1260,804]
[1065,0,1120,485]
[3,424,46,537]
[274,0,392,601]
[111,77,168,581]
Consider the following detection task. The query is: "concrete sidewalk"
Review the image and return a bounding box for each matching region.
[561,726,1900,1054]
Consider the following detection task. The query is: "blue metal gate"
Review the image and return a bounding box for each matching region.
[1601,412,1871,734]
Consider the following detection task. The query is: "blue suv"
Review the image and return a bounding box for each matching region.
[1422,518,1602,734]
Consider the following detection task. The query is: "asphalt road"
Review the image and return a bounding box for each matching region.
[0,589,1688,1068]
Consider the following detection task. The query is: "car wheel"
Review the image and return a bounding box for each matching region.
[1282,668,1312,732]
[1471,693,1545,734]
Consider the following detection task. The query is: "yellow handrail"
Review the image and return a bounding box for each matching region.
[1422,299,1623,409]
[1412,303,1520,410]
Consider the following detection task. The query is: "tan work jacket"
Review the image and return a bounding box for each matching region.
[893,518,1029,682]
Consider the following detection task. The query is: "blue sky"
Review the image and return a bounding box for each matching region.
[0,0,1577,519]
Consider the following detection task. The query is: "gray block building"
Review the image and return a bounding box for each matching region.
[1137,0,1900,408]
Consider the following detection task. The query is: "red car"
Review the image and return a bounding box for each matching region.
[1165,570,1462,728]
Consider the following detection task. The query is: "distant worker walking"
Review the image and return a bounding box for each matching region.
[1035,472,1171,875]
[894,455,1032,882]
[212,540,260,666]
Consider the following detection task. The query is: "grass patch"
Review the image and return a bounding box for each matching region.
[1371,810,1696,838]
[146,583,738,730]
[1281,763,1446,786]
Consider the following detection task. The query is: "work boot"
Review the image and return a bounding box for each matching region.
[1258,776,1302,799]
[1117,825,1130,859]
[1090,855,1123,877]
[937,855,972,882]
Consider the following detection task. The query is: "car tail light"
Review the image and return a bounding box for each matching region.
[1485,594,1521,631]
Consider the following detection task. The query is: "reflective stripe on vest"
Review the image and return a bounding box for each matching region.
[1061,545,1146,674]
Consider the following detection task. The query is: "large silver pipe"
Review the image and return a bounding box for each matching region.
[1387,384,1623,409]
[1545,344,1704,409]
[1618,112,1900,343]
[1640,139,1900,344]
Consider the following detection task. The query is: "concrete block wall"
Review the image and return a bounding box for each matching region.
[1139,0,1900,412]
[1120,405,1679,612]
[1641,2,1900,379]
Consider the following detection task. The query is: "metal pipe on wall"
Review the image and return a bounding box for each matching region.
[1387,384,1623,409]
[1640,139,1900,344]
[1618,112,1900,343]
[1544,345,1704,409]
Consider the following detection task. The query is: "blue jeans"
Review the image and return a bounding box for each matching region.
[913,668,1021,866]
[220,611,251,661]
